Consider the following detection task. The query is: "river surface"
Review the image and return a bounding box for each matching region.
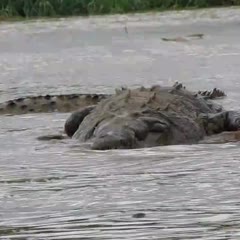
[1,7,240,240]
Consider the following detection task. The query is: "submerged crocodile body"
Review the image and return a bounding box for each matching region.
[1,83,240,150]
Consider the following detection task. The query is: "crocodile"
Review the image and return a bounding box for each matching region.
[64,83,240,150]
[1,83,240,150]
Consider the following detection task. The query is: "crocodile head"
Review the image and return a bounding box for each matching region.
[73,112,172,150]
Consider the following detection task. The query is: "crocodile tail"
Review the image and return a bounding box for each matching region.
[0,93,109,115]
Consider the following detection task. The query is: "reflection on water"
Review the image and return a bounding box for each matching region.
[1,7,240,239]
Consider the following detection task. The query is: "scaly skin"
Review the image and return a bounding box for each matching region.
[0,83,225,115]
[2,83,236,149]
[64,83,239,150]
[0,93,109,115]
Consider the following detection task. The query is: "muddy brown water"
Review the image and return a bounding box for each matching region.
[1,7,240,240]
